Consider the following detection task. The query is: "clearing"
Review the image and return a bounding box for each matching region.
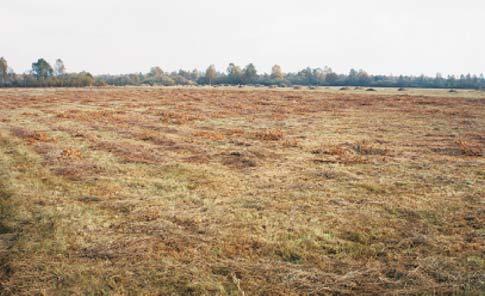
[0,87,484,295]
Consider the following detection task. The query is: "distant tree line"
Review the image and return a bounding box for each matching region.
[1,57,484,89]
[0,57,95,87]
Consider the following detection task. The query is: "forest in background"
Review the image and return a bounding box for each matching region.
[1,57,484,89]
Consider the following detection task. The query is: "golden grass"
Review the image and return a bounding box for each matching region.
[0,87,484,295]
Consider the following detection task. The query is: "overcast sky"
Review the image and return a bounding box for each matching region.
[2,0,484,76]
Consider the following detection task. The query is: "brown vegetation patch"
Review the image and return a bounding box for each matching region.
[254,129,284,141]
[52,162,102,180]
[30,143,101,180]
[10,127,54,144]
[352,141,392,156]
[59,148,83,160]
[56,109,120,121]
[284,95,302,99]
[159,110,204,124]
[221,151,258,168]
[132,130,177,146]
[92,140,164,164]
[282,138,300,148]
[192,130,225,141]
[312,141,391,157]
[183,154,211,164]
[455,140,483,156]
[77,195,102,203]
[433,140,483,157]
[222,128,246,137]
[0,87,484,295]
[313,146,365,164]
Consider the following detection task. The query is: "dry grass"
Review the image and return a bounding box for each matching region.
[254,129,284,141]
[0,87,484,295]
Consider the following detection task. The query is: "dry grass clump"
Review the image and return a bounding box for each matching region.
[312,144,366,164]
[51,162,102,180]
[10,127,53,143]
[223,128,246,137]
[254,129,284,141]
[92,140,164,164]
[59,147,83,160]
[352,141,391,156]
[281,138,299,148]
[56,110,124,122]
[455,139,482,156]
[0,87,484,295]
[192,130,225,141]
[159,110,203,124]
[30,142,102,180]
[132,130,176,147]
[433,139,483,157]
[310,141,390,164]
[222,151,258,168]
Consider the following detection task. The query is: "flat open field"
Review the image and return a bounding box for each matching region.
[0,87,484,295]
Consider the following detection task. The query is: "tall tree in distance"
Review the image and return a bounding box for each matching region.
[324,67,338,84]
[32,58,54,80]
[242,63,257,84]
[356,69,370,85]
[205,65,217,85]
[0,57,8,85]
[190,69,200,81]
[271,64,284,80]
[149,66,163,78]
[54,59,66,76]
[226,63,242,85]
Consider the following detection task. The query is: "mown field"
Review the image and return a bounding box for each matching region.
[0,87,484,295]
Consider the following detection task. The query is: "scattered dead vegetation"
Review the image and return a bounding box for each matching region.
[0,87,483,295]
[254,129,284,141]
[455,139,482,156]
[10,127,54,143]
[221,151,258,169]
[310,141,391,164]
[52,162,102,180]
[281,138,299,148]
[59,147,83,160]
[433,139,483,157]
[192,130,225,141]
[352,141,391,156]
[159,110,204,124]
[92,140,164,164]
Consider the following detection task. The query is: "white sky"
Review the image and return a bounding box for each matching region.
[2,0,484,76]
